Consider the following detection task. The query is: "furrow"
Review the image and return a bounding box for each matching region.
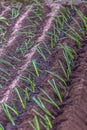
[0,4,52,98]
[11,6,33,36]
[37,3,60,42]
[53,35,87,130]
[0,3,61,107]
[0,5,33,56]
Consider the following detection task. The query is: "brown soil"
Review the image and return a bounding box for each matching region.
[52,35,87,130]
[0,1,87,130]
[0,2,62,129]
[52,4,87,130]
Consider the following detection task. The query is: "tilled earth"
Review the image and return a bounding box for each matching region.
[52,36,87,130]
[0,1,87,130]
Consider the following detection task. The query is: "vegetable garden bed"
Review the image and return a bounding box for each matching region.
[0,1,87,130]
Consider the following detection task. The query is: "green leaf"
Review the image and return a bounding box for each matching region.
[15,88,26,109]
[0,59,15,69]
[0,124,4,130]
[32,60,39,76]
[33,116,40,130]
[46,70,66,86]
[0,17,8,25]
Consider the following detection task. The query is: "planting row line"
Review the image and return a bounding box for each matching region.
[0,2,53,90]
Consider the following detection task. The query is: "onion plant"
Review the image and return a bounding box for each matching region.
[27,17,37,29]
[0,76,6,81]
[23,41,34,53]
[48,79,62,103]
[0,59,15,69]
[11,2,22,19]
[2,103,18,126]
[32,60,39,76]
[40,115,52,130]
[29,115,40,130]
[32,7,42,20]
[39,88,59,109]
[61,6,70,18]
[0,25,6,45]
[30,0,42,7]
[75,8,87,30]
[0,75,8,81]
[46,70,66,86]
[71,16,85,37]
[0,67,10,76]
[33,96,54,119]
[15,88,26,109]
[11,8,19,19]
[58,60,69,80]
[42,43,51,55]
[32,109,45,121]
[23,87,30,101]
[58,44,76,77]
[15,47,24,57]
[63,51,72,78]
[0,32,7,44]
[67,23,83,40]
[56,13,67,31]
[58,44,72,79]
[58,44,76,60]
[0,17,8,25]
[63,30,81,48]
[20,76,35,92]
[32,109,52,130]
[47,25,58,48]
[0,124,4,130]
[55,19,60,35]
[69,0,74,9]
[17,31,34,39]
[0,31,7,45]
[36,45,46,61]
[3,54,21,62]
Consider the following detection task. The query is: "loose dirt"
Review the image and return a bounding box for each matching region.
[0,1,87,130]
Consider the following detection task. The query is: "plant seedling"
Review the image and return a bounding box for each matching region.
[29,115,40,130]
[33,96,54,119]
[0,17,8,25]
[76,8,87,30]
[2,103,18,126]
[40,115,52,130]
[23,87,30,101]
[32,109,52,130]
[0,59,15,69]
[71,16,85,37]
[32,7,42,20]
[15,47,24,57]
[32,60,39,76]
[15,88,26,109]
[58,60,69,80]
[46,70,66,86]
[0,124,4,130]
[39,88,59,109]
[0,67,10,76]
[63,30,81,48]
[36,46,46,61]
[21,76,35,92]
[11,8,19,19]
[48,79,62,102]
[0,75,8,81]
